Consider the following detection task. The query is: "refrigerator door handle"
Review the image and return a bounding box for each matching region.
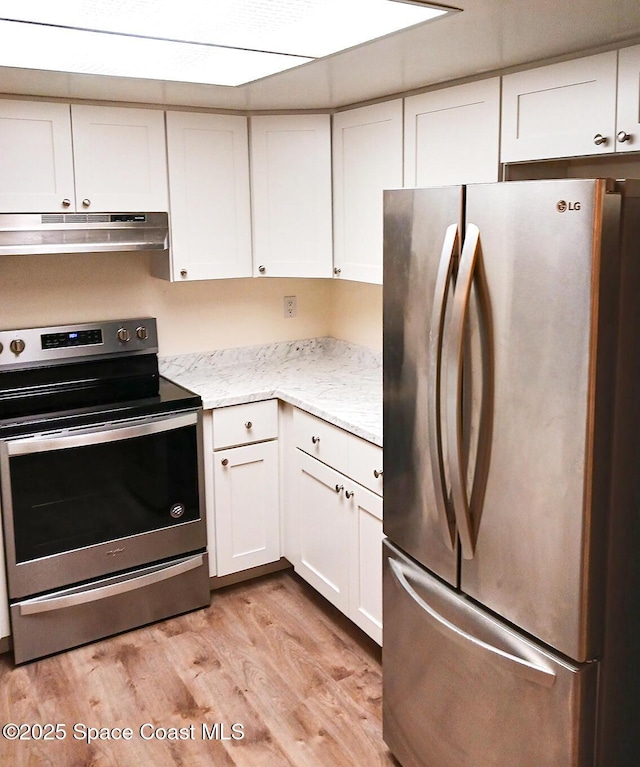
[447,223,480,559]
[389,557,557,688]
[428,223,459,550]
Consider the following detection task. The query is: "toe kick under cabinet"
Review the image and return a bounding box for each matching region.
[291,409,383,644]
[210,400,280,577]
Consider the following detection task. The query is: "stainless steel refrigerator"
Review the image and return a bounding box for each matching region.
[382,179,640,767]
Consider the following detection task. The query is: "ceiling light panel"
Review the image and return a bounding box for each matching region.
[0,20,310,86]
[0,0,454,86]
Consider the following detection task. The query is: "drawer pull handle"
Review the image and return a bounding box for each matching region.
[312,436,321,444]
[374,469,383,479]
[221,458,229,466]
[245,421,253,429]
[335,484,344,493]
[345,489,355,499]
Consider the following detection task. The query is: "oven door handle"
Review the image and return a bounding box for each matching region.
[6,411,198,456]
[17,553,205,616]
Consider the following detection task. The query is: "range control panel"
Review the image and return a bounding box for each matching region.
[0,318,158,370]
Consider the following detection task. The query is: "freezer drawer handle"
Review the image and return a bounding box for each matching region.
[427,222,459,551]
[18,554,205,616]
[389,557,556,688]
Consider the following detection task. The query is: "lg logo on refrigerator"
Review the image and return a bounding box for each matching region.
[556,200,581,212]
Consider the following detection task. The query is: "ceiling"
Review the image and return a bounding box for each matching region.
[1,0,640,111]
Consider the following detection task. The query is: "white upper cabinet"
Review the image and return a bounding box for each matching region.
[404,78,501,187]
[71,105,168,211]
[501,52,618,162]
[616,44,640,153]
[332,100,403,284]
[164,111,252,281]
[250,114,333,278]
[0,100,168,213]
[0,100,75,213]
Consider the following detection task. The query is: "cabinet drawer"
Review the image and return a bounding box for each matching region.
[212,400,278,449]
[293,409,349,472]
[349,437,384,497]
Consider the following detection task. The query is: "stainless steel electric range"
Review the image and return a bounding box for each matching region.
[0,317,209,664]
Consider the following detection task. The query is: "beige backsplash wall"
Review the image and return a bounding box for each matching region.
[0,252,383,355]
[328,280,383,352]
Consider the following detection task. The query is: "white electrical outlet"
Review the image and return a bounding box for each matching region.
[284,295,297,318]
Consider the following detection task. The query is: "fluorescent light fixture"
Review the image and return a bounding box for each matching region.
[0,0,455,86]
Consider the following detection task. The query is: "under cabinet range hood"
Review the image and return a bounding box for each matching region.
[0,212,169,256]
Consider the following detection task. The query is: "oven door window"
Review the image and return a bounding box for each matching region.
[8,421,199,563]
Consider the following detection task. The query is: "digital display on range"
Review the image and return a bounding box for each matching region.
[41,329,103,349]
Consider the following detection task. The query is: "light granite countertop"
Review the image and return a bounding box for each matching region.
[159,337,383,446]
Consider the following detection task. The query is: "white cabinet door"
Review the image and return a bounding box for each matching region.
[294,451,351,613]
[616,45,640,153]
[0,521,10,640]
[501,52,618,162]
[404,78,500,187]
[71,105,168,211]
[165,111,252,281]
[350,485,383,644]
[250,114,332,278]
[0,99,75,212]
[332,100,403,284]
[214,440,280,577]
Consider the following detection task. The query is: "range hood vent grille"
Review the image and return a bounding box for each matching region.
[41,213,113,224]
[0,212,169,256]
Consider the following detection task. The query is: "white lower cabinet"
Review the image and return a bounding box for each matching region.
[291,409,383,644]
[295,452,353,614]
[214,441,280,577]
[209,400,280,578]
[0,524,9,641]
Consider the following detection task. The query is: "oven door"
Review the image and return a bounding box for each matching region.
[0,409,206,599]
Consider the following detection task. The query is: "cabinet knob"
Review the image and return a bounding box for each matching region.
[82,198,91,207]
[221,458,229,466]
[374,469,383,479]
[335,484,344,493]
[617,130,632,143]
[258,265,266,274]
[593,134,608,146]
[334,267,342,275]
[62,198,72,208]
[180,269,188,278]
[245,421,253,429]
[345,489,355,499]
[311,435,320,444]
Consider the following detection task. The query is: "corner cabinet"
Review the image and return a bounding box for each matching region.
[211,400,280,577]
[250,114,333,278]
[0,99,168,213]
[290,409,383,644]
[332,100,403,284]
[404,78,501,187]
[160,111,252,282]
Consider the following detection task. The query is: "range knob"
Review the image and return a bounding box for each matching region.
[117,328,131,343]
[136,326,149,340]
[10,339,25,355]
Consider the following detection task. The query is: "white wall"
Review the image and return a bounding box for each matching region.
[0,251,382,355]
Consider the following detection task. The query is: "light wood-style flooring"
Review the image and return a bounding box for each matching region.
[0,570,398,766]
